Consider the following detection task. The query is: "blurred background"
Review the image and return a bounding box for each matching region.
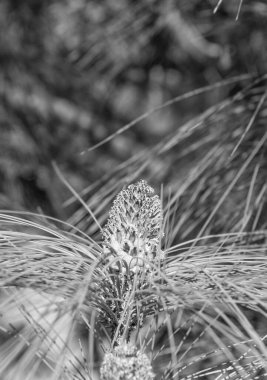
[0,0,267,219]
[1,2,267,379]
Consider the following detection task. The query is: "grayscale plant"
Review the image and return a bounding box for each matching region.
[0,1,267,379]
[102,180,165,268]
[100,342,154,380]
[1,175,267,379]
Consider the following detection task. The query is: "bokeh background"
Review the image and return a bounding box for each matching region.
[0,0,266,219]
[1,2,267,379]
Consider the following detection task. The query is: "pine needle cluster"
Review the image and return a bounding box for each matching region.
[0,2,267,379]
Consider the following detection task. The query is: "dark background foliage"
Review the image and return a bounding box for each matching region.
[1,2,267,379]
[0,0,266,219]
